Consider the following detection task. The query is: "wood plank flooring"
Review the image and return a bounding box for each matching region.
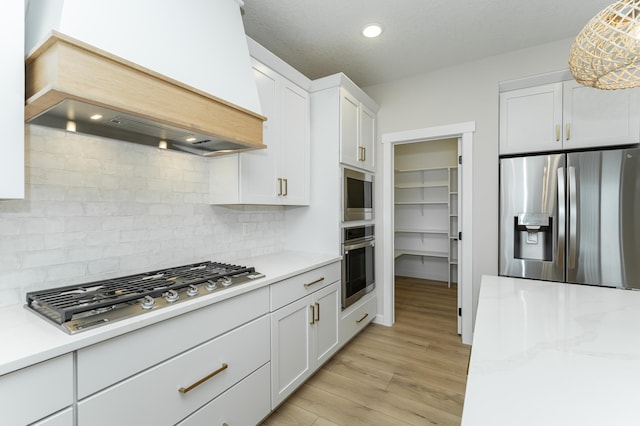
[262,276,471,426]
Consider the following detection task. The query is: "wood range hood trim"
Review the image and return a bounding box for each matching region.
[25,31,267,156]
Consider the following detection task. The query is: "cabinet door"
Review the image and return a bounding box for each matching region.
[359,103,376,172]
[499,83,562,155]
[239,60,280,204]
[563,80,640,150]
[0,0,24,199]
[312,282,340,366]
[340,88,360,167]
[280,81,310,205]
[270,295,313,408]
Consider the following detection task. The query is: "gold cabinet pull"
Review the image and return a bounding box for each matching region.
[362,147,366,162]
[310,305,315,325]
[566,123,571,141]
[178,363,228,394]
[277,178,283,196]
[303,277,324,288]
[555,124,560,142]
[356,313,369,323]
[283,178,288,196]
[315,302,320,322]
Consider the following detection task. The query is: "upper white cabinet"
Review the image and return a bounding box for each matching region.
[1,0,24,199]
[210,58,310,205]
[500,80,640,155]
[340,87,376,172]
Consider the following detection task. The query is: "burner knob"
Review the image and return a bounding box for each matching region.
[218,277,232,287]
[205,280,217,291]
[186,285,199,297]
[164,289,179,303]
[140,295,156,310]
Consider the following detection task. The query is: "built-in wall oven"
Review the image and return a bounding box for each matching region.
[343,167,373,222]
[342,224,375,309]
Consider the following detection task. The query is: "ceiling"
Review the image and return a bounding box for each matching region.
[241,0,614,88]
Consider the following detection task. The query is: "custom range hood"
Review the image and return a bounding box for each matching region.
[25,31,267,156]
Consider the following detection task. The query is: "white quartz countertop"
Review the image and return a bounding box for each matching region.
[462,275,640,426]
[0,251,340,376]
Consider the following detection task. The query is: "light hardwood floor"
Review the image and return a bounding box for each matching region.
[262,276,471,426]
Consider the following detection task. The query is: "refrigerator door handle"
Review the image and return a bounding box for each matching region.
[557,167,565,270]
[568,166,578,269]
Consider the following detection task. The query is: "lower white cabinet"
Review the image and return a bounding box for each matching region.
[271,280,340,408]
[339,291,377,346]
[0,353,73,425]
[78,315,270,426]
[177,363,271,426]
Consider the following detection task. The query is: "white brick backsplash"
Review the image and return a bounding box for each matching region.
[0,126,285,306]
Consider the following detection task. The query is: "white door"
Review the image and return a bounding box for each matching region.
[312,282,340,365]
[499,83,562,155]
[280,81,310,205]
[340,89,360,167]
[241,61,280,204]
[270,295,312,407]
[359,104,376,172]
[563,80,640,150]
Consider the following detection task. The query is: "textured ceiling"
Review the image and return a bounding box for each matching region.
[241,0,614,88]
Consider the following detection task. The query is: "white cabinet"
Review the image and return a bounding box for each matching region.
[210,58,310,205]
[270,262,341,408]
[339,291,377,345]
[0,354,73,425]
[500,80,640,155]
[78,315,270,426]
[1,0,24,199]
[31,408,73,426]
[340,87,376,172]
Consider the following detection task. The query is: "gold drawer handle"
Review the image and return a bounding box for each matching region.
[303,277,324,288]
[356,313,369,323]
[178,363,228,394]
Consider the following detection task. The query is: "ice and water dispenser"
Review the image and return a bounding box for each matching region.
[513,213,553,261]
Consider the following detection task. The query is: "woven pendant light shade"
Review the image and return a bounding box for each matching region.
[569,0,640,89]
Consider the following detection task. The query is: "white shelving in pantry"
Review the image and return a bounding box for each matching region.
[394,165,458,287]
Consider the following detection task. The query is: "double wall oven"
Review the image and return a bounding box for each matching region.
[342,167,375,309]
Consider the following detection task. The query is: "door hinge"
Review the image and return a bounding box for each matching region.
[458,307,462,316]
[458,155,462,165]
[458,231,462,241]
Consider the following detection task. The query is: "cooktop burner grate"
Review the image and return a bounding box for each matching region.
[26,261,255,325]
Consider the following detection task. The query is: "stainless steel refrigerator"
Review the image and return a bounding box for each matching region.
[499,147,640,288]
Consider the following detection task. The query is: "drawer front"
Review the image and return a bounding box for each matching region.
[32,407,73,426]
[270,261,340,310]
[177,362,271,426]
[340,293,376,345]
[0,354,73,425]
[77,286,269,398]
[78,315,270,426]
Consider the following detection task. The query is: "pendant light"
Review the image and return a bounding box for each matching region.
[569,0,640,89]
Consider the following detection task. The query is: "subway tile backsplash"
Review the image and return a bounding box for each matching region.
[0,125,285,306]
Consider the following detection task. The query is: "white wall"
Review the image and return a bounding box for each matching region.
[0,126,285,307]
[365,38,574,325]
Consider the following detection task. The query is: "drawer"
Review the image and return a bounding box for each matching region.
[270,261,340,310]
[78,315,270,426]
[340,292,376,345]
[0,353,73,425]
[177,362,271,426]
[77,286,269,398]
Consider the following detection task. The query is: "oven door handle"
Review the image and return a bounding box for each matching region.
[343,240,375,252]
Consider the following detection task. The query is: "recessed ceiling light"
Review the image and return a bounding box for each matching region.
[362,23,383,38]
[90,114,103,120]
[186,136,197,142]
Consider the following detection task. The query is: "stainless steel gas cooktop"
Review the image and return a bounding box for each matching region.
[25,261,264,334]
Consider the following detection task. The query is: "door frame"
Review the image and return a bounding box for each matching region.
[379,121,474,344]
